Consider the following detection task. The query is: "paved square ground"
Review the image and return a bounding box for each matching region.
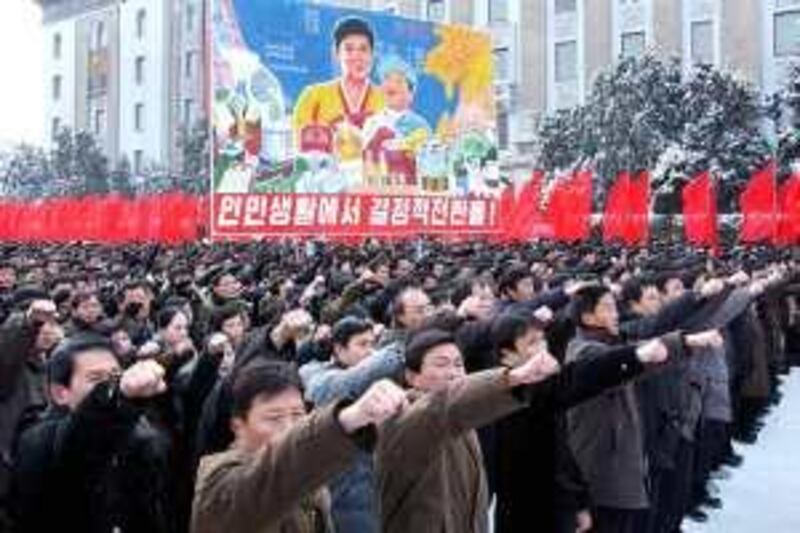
[684,370,800,533]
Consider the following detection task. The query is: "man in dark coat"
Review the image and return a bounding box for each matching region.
[565,285,724,533]
[0,299,61,530]
[11,334,174,533]
[490,310,685,533]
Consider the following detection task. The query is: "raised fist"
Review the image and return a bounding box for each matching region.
[700,278,725,297]
[686,329,724,349]
[137,340,162,359]
[457,295,494,321]
[338,379,408,433]
[727,271,750,286]
[120,360,167,399]
[635,339,669,364]
[565,280,594,297]
[27,299,57,325]
[533,306,554,324]
[508,350,561,387]
[276,309,314,343]
[207,333,230,355]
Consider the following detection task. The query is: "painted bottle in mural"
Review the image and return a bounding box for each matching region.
[417,141,449,193]
[249,66,290,163]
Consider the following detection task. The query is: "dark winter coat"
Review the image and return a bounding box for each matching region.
[494,344,648,533]
[193,326,295,461]
[565,327,685,510]
[10,382,174,533]
[0,315,46,527]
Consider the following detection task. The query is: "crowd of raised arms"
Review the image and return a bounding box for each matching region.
[0,239,797,533]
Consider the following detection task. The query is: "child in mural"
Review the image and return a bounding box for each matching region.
[292,17,385,169]
[362,55,432,189]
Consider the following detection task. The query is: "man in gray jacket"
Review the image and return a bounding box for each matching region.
[300,317,404,533]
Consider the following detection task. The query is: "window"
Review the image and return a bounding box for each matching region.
[94,21,105,50]
[186,3,195,33]
[494,47,511,81]
[691,20,714,65]
[427,0,445,22]
[135,56,145,85]
[136,9,146,39]
[135,103,145,132]
[51,117,61,140]
[555,0,577,14]
[489,0,509,23]
[183,98,194,125]
[775,10,800,57]
[53,33,62,59]
[554,40,577,82]
[621,31,646,58]
[497,109,509,150]
[134,150,144,174]
[94,108,106,135]
[52,75,62,101]
[185,51,196,78]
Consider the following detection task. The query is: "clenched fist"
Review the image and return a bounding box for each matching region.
[507,350,561,387]
[635,339,669,364]
[27,299,57,325]
[207,333,230,355]
[686,329,724,349]
[272,309,314,347]
[120,360,167,399]
[457,295,494,321]
[533,306,554,324]
[338,379,408,433]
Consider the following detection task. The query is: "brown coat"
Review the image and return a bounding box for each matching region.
[376,368,524,533]
[191,404,366,533]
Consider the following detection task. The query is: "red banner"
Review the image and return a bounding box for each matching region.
[0,193,204,243]
[740,164,778,244]
[546,170,592,242]
[682,171,718,247]
[603,171,650,246]
[212,193,502,238]
[778,174,800,245]
[510,171,546,242]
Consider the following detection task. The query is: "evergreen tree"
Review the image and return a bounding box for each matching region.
[179,119,210,194]
[1,144,52,199]
[110,156,135,196]
[533,55,773,213]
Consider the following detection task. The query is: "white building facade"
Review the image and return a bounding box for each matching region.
[39,0,204,175]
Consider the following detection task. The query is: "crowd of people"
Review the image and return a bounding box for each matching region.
[0,239,797,533]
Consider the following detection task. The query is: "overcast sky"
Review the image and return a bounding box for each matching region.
[0,0,44,147]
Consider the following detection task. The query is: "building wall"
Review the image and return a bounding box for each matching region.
[652,0,682,57]
[43,17,77,143]
[168,0,206,173]
[721,0,762,86]
[118,0,170,170]
[682,0,721,70]
[73,5,119,161]
[761,0,800,96]
[449,0,474,25]
[584,0,613,92]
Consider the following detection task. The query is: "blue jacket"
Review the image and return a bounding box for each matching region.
[299,342,405,533]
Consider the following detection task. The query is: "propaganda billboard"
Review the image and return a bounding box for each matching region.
[211,0,502,238]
